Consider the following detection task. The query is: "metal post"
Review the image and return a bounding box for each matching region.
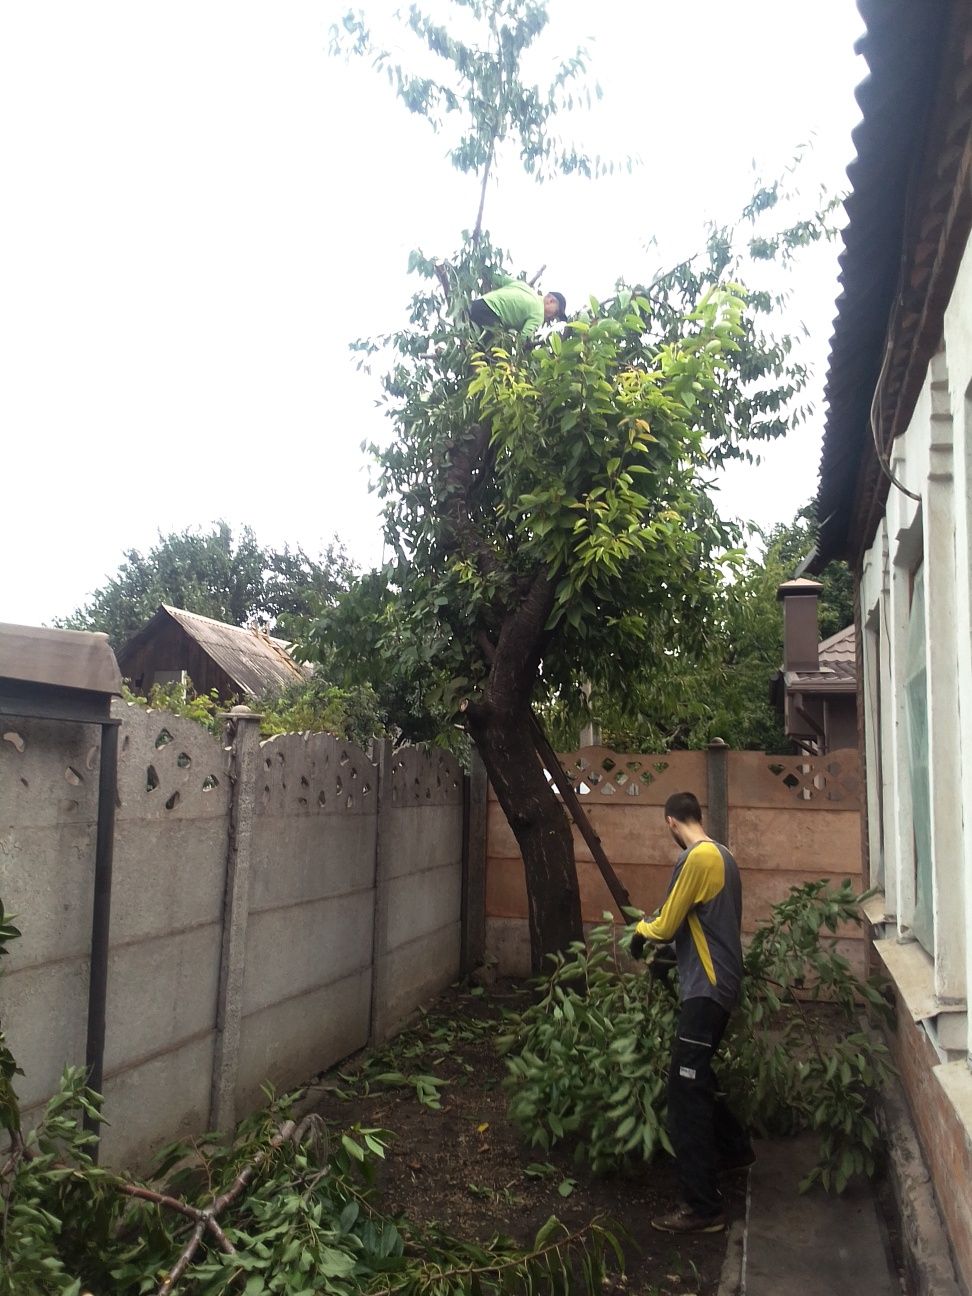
[83,717,120,1155]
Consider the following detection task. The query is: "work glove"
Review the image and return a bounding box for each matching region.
[629,930,648,961]
[649,942,677,985]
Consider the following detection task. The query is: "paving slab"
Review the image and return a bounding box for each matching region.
[743,1135,899,1296]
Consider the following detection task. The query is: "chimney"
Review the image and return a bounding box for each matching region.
[777,578,822,672]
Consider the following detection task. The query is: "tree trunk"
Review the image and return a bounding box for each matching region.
[468,701,583,974]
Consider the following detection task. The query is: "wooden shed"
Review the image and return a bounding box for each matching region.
[117,605,308,701]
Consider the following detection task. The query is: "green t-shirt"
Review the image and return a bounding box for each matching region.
[481,274,544,338]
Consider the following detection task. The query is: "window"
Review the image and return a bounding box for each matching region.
[904,564,933,953]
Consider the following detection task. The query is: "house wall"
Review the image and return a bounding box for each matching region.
[824,695,859,752]
[486,745,864,976]
[858,232,972,1292]
[0,703,466,1171]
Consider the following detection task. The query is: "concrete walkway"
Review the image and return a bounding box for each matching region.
[719,1135,903,1295]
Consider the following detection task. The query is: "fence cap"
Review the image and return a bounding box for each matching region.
[0,622,122,697]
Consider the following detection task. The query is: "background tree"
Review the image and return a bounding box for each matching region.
[331,0,835,968]
[58,522,353,648]
[547,504,854,753]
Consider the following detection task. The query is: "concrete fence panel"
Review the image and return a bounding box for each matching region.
[101,704,231,1166]
[0,717,100,1125]
[486,747,706,972]
[485,744,863,974]
[0,704,471,1171]
[237,732,378,1114]
[372,746,464,1042]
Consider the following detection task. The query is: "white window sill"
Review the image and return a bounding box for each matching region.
[873,936,966,1023]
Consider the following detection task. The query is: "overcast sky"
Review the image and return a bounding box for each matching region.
[1,1,865,627]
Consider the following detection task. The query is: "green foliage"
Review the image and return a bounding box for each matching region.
[121,675,388,750]
[0,907,618,1291]
[331,0,621,197]
[257,677,388,750]
[122,680,224,734]
[58,523,354,649]
[327,0,842,769]
[543,502,854,753]
[501,881,893,1192]
[332,1006,499,1108]
[0,1071,621,1295]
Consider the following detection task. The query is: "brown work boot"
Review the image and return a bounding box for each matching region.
[650,1206,726,1235]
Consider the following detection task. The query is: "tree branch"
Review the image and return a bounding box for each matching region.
[473,139,495,242]
[158,1220,206,1296]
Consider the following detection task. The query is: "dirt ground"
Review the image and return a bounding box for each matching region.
[308,982,749,1296]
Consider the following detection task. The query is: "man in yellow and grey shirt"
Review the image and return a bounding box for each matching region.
[630,790,753,1235]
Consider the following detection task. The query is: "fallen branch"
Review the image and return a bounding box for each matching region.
[159,1219,205,1296]
[143,1113,322,1295]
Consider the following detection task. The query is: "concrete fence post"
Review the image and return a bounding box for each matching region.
[706,738,730,847]
[461,748,488,974]
[369,739,394,1046]
[210,706,262,1132]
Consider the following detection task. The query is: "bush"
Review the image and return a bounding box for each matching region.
[501,880,893,1192]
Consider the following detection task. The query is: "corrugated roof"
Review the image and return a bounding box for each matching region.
[814,0,952,566]
[0,622,122,696]
[121,606,308,698]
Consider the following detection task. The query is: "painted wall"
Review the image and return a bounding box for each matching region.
[857,233,972,1293]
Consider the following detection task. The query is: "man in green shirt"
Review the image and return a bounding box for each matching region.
[468,274,566,338]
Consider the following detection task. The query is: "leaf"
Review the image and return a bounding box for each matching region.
[317,1247,357,1277]
[341,1134,365,1161]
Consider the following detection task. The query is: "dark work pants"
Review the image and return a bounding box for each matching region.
[667,996,752,1217]
[468,298,501,329]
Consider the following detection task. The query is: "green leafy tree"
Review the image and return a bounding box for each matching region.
[332,0,834,968]
[567,505,854,754]
[57,522,354,649]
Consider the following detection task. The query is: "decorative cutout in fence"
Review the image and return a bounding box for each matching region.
[257,732,375,815]
[551,747,704,802]
[115,705,228,819]
[729,748,860,809]
[390,747,463,807]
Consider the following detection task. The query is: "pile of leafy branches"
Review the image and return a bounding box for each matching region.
[0,1071,621,1296]
[500,881,893,1193]
[0,911,621,1296]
